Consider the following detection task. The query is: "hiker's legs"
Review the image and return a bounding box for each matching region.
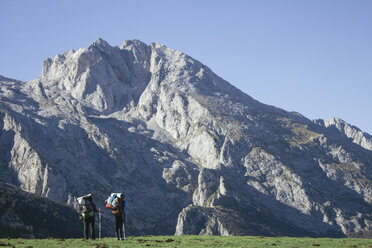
[119,219,123,239]
[90,218,96,239]
[118,215,123,239]
[115,215,123,239]
[115,215,119,239]
[83,219,89,239]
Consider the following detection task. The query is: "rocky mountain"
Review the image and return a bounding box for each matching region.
[0,38,371,237]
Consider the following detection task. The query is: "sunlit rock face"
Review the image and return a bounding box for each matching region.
[1,39,371,237]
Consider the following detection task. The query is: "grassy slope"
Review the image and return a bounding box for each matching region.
[1,235,371,248]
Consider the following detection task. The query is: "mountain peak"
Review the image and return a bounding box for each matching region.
[88,37,113,52]
[94,37,107,44]
[120,39,148,49]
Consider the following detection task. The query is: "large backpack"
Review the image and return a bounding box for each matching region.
[105,193,124,216]
[78,195,94,219]
[111,198,123,216]
[105,193,121,208]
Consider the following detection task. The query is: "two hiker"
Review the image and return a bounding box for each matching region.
[78,193,126,240]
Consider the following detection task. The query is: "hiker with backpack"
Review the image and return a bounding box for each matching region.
[78,194,99,239]
[105,193,126,240]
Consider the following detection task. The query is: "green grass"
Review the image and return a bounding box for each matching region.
[0,235,371,248]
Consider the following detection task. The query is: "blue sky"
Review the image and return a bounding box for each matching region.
[1,0,371,134]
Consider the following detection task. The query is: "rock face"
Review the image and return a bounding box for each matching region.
[0,39,371,237]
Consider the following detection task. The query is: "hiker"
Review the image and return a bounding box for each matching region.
[78,194,99,239]
[106,193,126,240]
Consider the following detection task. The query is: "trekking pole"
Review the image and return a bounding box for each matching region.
[99,208,101,240]
[123,222,126,240]
[122,212,126,240]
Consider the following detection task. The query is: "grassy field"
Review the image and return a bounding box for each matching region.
[1,235,371,248]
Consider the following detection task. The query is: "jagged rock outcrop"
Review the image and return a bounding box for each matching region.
[0,39,371,237]
[316,117,372,151]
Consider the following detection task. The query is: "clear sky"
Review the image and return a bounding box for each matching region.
[1,0,371,134]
